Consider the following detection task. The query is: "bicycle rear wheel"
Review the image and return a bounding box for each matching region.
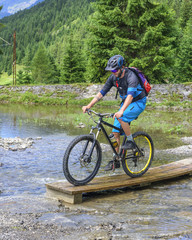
[122,131,154,178]
[63,135,102,186]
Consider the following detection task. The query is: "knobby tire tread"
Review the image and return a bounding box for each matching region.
[63,135,102,186]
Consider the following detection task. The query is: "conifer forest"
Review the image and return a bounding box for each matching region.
[0,0,192,84]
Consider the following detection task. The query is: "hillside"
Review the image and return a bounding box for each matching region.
[0,0,94,74]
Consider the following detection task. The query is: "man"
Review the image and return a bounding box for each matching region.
[82,55,147,171]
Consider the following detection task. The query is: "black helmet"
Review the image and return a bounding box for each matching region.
[105,55,124,71]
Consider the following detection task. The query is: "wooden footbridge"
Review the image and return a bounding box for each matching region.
[46,158,192,204]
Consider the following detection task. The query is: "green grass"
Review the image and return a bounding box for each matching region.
[0,72,191,109]
[0,65,25,85]
[0,72,13,85]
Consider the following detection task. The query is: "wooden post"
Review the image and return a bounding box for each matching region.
[13,31,16,85]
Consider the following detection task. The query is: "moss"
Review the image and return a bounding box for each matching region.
[188,93,192,100]
[182,82,192,85]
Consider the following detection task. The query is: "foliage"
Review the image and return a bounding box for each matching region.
[180,0,192,28]
[0,0,92,78]
[0,0,192,84]
[175,17,192,82]
[31,43,59,84]
[125,0,178,83]
[86,0,179,83]
[0,6,5,56]
[17,70,33,84]
[60,34,85,83]
[85,0,126,82]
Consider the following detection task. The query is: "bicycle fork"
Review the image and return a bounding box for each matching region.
[80,127,100,163]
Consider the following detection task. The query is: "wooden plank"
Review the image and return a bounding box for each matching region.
[46,158,192,204]
[46,187,82,204]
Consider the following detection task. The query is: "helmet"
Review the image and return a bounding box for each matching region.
[105,55,124,71]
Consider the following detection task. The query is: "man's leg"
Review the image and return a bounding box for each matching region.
[118,119,135,149]
[104,123,121,171]
[119,100,147,149]
[118,119,131,136]
[113,132,120,153]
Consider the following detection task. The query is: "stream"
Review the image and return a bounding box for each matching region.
[0,104,192,240]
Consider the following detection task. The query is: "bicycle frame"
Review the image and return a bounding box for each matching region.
[89,114,127,159]
[84,110,144,162]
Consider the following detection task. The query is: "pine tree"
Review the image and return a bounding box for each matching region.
[48,53,60,83]
[0,6,4,55]
[120,0,178,82]
[31,43,57,84]
[180,0,192,28]
[175,17,192,82]
[17,70,32,84]
[86,0,127,82]
[23,45,32,67]
[60,34,85,83]
[86,0,178,83]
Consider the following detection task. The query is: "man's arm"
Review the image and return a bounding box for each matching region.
[82,92,103,113]
[113,94,133,119]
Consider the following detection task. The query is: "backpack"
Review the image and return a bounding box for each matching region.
[128,67,151,96]
[115,67,151,101]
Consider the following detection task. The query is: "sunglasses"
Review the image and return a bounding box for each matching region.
[111,69,118,73]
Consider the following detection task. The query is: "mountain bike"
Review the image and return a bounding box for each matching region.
[63,109,154,186]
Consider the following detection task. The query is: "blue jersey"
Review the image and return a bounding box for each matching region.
[100,68,145,101]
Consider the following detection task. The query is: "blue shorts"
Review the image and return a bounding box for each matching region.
[112,97,146,133]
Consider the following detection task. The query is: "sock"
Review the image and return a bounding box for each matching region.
[126,134,133,142]
[112,153,116,159]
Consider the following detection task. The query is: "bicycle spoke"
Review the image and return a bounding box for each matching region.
[63,135,102,185]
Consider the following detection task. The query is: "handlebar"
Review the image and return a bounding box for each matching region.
[86,109,114,118]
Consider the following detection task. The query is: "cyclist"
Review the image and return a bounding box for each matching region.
[82,55,147,171]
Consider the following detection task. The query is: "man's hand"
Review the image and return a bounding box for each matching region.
[82,106,89,113]
[113,109,124,119]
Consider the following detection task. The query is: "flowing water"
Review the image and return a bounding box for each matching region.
[0,104,192,239]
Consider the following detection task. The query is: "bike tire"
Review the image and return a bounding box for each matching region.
[122,131,154,178]
[63,134,102,186]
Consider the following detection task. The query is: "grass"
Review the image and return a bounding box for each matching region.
[0,71,191,109]
[0,65,25,85]
[0,86,122,107]
[0,72,13,85]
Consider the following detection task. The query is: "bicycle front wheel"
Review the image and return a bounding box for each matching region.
[122,131,154,178]
[63,135,102,186]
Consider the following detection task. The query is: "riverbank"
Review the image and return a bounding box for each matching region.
[0,83,191,109]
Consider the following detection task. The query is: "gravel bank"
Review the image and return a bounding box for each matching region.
[1,83,192,103]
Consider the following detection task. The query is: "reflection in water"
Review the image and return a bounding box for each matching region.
[0,104,73,138]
